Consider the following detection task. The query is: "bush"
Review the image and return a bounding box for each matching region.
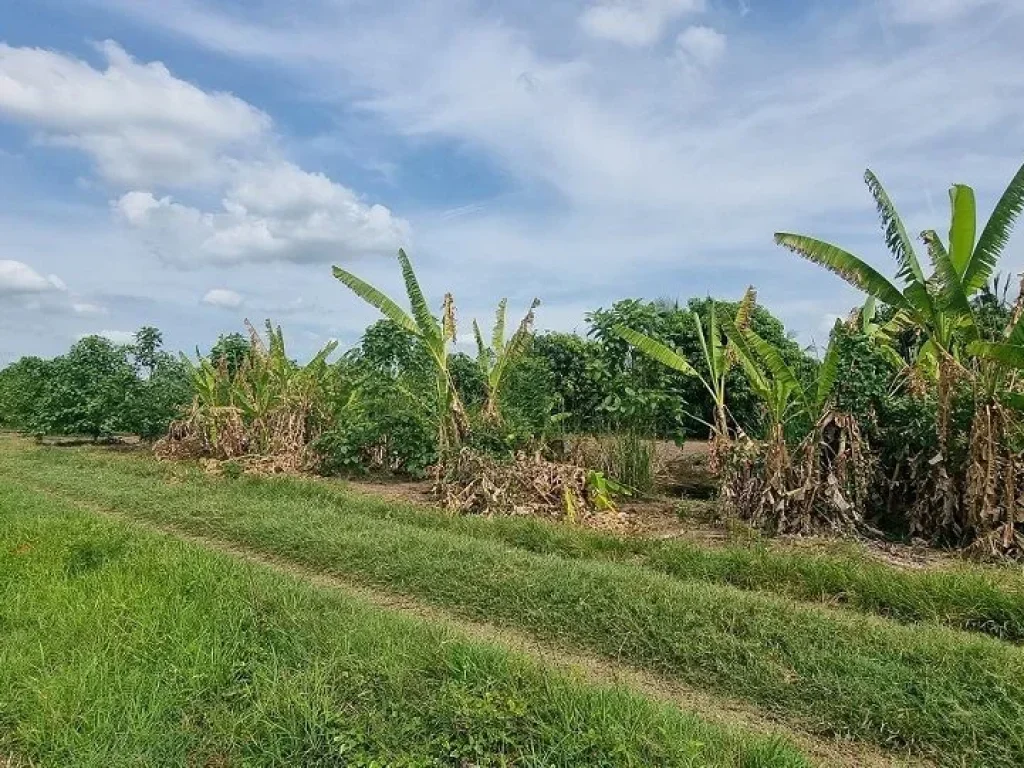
[315,379,437,477]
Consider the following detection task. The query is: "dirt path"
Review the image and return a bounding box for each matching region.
[20,479,928,768]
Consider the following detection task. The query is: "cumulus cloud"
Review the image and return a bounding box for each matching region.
[676,25,726,70]
[0,40,408,266]
[0,259,66,294]
[202,288,244,309]
[114,162,409,265]
[580,0,705,46]
[0,40,270,187]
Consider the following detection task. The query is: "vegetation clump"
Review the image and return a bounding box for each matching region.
[154,320,337,473]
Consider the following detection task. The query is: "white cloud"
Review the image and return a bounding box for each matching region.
[0,259,65,294]
[114,162,409,265]
[580,0,705,46]
[202,288,244,309]
[676,25,726,69]
[0,40,270,187]
[0,40,408,266]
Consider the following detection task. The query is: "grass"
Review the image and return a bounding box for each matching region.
[0,480,808,767]
[8,437,1024,644]
[4,438,1024,765]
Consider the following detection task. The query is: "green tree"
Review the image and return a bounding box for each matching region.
[0,356,52,430]
[611,288,757,446]
[132,326,164,377]
[587,296,810,439]
[529,332,607,433]
[34,336,137,437]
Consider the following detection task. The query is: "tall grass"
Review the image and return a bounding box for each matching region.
[0,481,807,767]
[574,430,656,494]
[6,440,1024,765]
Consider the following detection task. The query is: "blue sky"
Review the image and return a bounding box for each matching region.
[1,0,1023,363]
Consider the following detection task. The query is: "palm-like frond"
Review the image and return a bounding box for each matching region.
[1007,313,1024,348]
[815,338,841,412]
[489,298,539,390]
[864,169,927,285]
[947,184,977,278]
[921,229,976,339]
[331,265,419,337]
[398,249,441,342]
[774,233,911,311]
[611,324,699,377]
[719,316,773,402]
[693,313,714,379]
[966,340,1024,369]
[968,160,1024,293]
[744,329,810,418]
[734,286,757,332]
[441,293,457,345]
[472,319,488,372]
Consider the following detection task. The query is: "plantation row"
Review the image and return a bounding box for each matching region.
[5,437,1024,766]
[3,161,1024,554]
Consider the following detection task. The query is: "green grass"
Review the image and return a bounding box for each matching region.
[0,480,807,767]
[4,439,1024,766]
[8,437,1024,644]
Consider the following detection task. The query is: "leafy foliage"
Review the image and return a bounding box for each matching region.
[587,296,812,439]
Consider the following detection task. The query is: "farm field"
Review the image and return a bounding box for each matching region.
[4,435,1024,767]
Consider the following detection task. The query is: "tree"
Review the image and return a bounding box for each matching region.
[0,356,52,430]
[611,287,757,452]
[529,332,608,433]
[719,320,869,533]
[132,326,164,377]
[587,296,810,439]
[34,336,137,437]
[209,332,251,377]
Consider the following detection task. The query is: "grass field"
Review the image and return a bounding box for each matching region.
[4,435,1024,766]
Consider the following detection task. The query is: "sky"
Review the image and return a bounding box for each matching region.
[1,0,1023,364]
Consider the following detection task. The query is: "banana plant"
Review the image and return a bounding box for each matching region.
[775,163,1024,368]
[721,317,841,430]
[775,163,1024,534]
[472,297,540,423]
[333,249,468,453]
[611,287,756,440]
